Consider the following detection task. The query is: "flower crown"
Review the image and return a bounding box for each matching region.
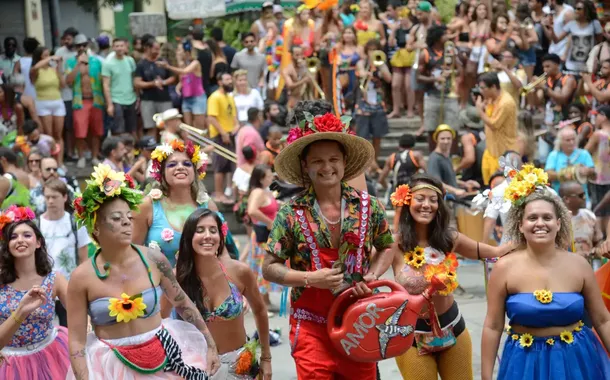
[390,184,443,207]
[503,164,549,206]
[0,206,35,239]
[73,164,144,233]
[286,112,353,145]
[150,139,208,182]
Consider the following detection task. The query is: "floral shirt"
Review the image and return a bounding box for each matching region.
[0,272,56,347]
[266,182,393,303]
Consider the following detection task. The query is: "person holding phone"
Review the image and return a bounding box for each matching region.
[65,34,104,170]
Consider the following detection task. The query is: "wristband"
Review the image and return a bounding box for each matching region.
[260,356,272,361]
[11,312,23,324]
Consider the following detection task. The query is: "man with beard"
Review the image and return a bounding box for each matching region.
[583,59,610,113]
[231,32,266,91]
[207,72,238,204]
[66,34,105,169]
[134,37,175,138]
[263,99,393,380]
[0,37,20,78]
[29,157,76,215]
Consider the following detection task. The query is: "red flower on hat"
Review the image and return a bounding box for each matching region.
[287,128,303,144]
[124,174,136,189]
[313,113,344,133]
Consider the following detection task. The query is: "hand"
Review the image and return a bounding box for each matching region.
[351,273,377,297]
[206,346,220,375]
[107,103,114,117]
[466,180,481,190]
[154,77,164,90]
[475,96,485,111]
[78,53,88,65]
[266,221,273,230]
[16,286,47,319]
[156,60,169,69]
[260,359,272,380]
[454,188,467,197]
[52,55,62,62]
[220,133,231,145]
[309,267,344,290]
[581,72,592,83]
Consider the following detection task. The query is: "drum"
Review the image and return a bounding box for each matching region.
[327,279,444,362]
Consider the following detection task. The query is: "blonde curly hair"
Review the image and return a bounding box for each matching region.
[505,189,572,249]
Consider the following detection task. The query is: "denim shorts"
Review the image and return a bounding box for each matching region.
[182,94,207,115]
[519,48,536,67]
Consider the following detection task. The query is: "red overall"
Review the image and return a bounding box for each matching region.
[289,205,376,380]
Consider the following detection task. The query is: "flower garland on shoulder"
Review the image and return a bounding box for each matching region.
[265,37,283,73]
[0,205,35,239]
[286,112,354,145]
[150,139,208,182]
[73,164,144,233]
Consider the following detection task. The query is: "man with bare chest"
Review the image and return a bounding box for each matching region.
[282,46,316,109]
[65,34,105,169]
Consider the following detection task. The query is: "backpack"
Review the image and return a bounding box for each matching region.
[391,150,419,188]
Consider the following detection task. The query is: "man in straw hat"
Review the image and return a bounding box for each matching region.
[263,100,394,379]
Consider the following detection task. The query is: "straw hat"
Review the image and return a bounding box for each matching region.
[153,108,182,128]
[432,124,456,142]
[274,113,374,186]
[459,107,484,130]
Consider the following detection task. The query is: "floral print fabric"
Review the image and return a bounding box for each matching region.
[266,182,393,303]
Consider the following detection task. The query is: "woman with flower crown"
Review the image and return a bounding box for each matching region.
[0,205,70,379]
[481,165,610,380]
[132,139,238,318]
[66,164,220,379]
[389,173,513,380]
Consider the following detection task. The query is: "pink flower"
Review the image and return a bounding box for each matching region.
[161,228,174,242]
[149,189,163,200]
[286,128,303,144]
[221,222,229,237]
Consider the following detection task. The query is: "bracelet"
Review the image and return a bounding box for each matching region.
[260,356,272,362]
[11,312,23,324]
[304,272,310,288]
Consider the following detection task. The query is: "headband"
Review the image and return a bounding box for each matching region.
[390,183,443,207]
[411,184,443,195]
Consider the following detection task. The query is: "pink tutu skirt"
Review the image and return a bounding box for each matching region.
[66,319,208,379]
[0,326,70,380]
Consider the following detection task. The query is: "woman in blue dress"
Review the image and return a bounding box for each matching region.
[481,165,610,380]
[132,139,238,317]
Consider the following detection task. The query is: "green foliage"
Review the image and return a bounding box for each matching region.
[212,16,254,50]
[437,0,457,24]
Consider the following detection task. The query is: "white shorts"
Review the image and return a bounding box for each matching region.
[35,99,66,117]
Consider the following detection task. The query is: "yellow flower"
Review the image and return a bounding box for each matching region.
[108,293,147,323]
[409,256,426,269]
[413,246,425,258]
[92,164,125,188]
[534,289,553,304]
[574,325,582,332]
[198,172,206,180]
[578,320,584,327]
[546,338,555,346]
[519,333,534,348]
[403,252,415,264]
[560,330,574,344]
[523,173,538,185]
[505,325,512,335]
[511,334,519,340]
[191,145,201,165]
[521,164,535,174]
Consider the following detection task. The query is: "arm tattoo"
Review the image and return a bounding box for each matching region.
[149,248,185,302]
[70,349,86,359]
[262,258,289,284]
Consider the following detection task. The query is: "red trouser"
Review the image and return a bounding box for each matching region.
[290,318,377,380]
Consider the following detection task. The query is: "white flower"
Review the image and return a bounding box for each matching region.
[158,143,174,157]
[4,211,15,221]
[423,247,445,265]
[471,190,491,211]
[149,241,161,250]
[149,189,163,200]
[196,151,209,169]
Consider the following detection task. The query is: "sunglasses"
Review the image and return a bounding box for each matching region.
[76,43,88,48]
[28,159,41,164]
[45,167,58,172]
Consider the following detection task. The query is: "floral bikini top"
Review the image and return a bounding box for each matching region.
[200,262,244,322]
[402,246,459,296]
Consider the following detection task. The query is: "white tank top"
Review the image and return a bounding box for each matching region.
[549,5,574,59]
[18,57,36,99]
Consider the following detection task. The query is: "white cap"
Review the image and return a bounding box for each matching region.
[152,108,183,128]
[273,4,283,13]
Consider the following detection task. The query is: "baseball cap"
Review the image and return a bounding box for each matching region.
[74,34,88,45]
[96,35,110,48]
[137,136,158,151]
[417,1,432,13]
[273,4,283,13]
[262,1,273,9]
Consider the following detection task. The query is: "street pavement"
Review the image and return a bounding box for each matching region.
[239,243,500,379]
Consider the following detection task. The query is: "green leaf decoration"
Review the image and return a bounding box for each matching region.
[129,293,143,301]
[340,116,352,130]
[338,242,349,262]
[303,112,314,123]
[2,130,16,146]
[298,119,307,130]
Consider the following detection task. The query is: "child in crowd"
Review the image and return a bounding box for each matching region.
[259,125,284,169]
[121,134,136,172]
[22,120,57,159]
[130,135,156,184]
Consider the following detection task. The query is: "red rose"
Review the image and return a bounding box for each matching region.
[344,232,361,247]
[313,113,343,133]
[287,127,303,144]
[74,197,85,215]
[186,141,195,157]
[124,174,136,189]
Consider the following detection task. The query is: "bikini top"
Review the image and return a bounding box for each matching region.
[199,262,244,322]
[506,292,584,328]
[88,286,163,326]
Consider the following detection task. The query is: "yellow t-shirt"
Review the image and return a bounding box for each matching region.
[484,90,518,158]
[35,67,61,101]
[207,91,237,138]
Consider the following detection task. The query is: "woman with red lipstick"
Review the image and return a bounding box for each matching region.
[389,173,512,379]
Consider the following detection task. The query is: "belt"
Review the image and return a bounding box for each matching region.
[1,328,59,356]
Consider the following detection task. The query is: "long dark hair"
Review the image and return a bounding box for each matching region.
[31,46,48,67]
[247,164,270,196]
[398,174,455,254]
[0,220,53,285]
[176,209,225,314]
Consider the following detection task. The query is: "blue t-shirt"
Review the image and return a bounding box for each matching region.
[545,148,594,198]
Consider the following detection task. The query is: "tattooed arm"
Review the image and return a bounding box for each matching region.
[66,267,90,380]
[148,248,220,375]
[262,253,307,286]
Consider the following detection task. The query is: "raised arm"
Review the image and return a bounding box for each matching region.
[148,248,220,375]
[453,232,516,259]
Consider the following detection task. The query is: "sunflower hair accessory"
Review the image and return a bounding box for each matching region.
[503,164,549,206]
[150,139,209,182]
[0,206,36,239]
[73,164,144,233]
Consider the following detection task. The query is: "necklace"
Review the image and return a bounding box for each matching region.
[314,199,345,231]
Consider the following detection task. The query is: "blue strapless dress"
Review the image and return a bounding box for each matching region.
[499,292,610,380]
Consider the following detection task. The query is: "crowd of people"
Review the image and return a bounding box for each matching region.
[0,0,610,379]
